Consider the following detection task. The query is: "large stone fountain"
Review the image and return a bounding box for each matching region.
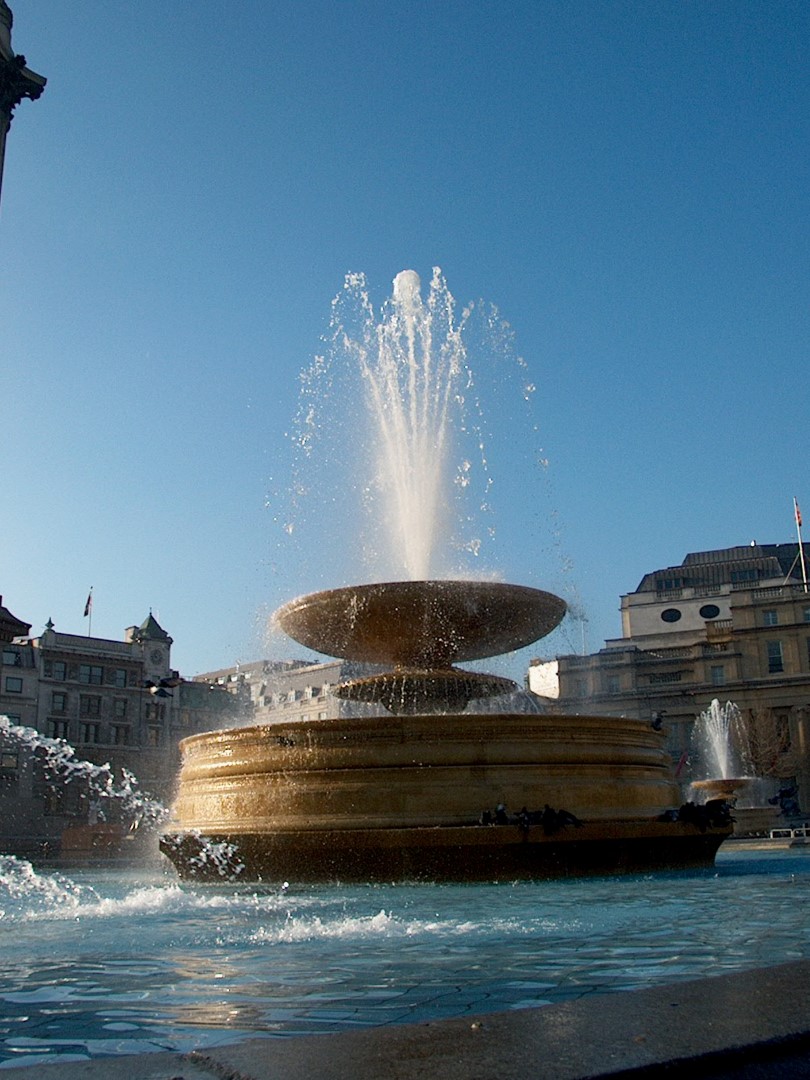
[161,269,731,881]
[161,578,731,881]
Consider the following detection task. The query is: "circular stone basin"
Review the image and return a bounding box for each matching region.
[274,580,567,668]
[691,777,754,800]
[334,667,518,715]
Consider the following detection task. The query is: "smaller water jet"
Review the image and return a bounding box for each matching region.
[689,700,754,804]
[688,699,783,836]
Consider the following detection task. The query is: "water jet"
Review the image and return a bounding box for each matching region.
[689,699,780,836]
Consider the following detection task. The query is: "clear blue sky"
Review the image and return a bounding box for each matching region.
[1,1,808,677]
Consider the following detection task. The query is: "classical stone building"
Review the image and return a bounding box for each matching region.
[0,607,237,857]
[531,543,810,811]
[194,658,376,726]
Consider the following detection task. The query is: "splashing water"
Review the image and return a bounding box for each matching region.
[0,715,167,830]
[691,699,754,780]
[0,854,99,917]
[0,716,247,876]
[1,850,810,1068]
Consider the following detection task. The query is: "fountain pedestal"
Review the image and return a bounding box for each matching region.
[161,581,731,881]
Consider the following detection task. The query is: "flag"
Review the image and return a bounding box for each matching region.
[796,498,803,529]
[83,590,93,617]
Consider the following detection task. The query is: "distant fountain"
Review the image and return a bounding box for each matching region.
[688,700,784,836]
[689,699,754,803]
[161,271,732,881]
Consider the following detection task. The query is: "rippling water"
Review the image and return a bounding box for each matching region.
[1,845,809,1069]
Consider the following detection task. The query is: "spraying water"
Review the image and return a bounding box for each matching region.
[0,715,166,830]
[691,699,753,781]
[355,269,463,579]
[279,267,546,588]
[0,716,243,877]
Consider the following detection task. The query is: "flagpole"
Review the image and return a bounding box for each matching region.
[794,498,808,593]
[84,587,94,636]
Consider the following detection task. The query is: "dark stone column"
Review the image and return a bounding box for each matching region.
[0,1,46,208]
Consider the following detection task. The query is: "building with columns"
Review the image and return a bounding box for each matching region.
[531,543,810,813]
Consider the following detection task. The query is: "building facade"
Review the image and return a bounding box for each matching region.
[533,543,810,811]
[194,658,377,726]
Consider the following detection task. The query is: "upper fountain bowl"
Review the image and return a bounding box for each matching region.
[274,580,567,668]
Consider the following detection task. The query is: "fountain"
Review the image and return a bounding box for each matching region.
[689,699,779,836]
[161,270,731,881]
[689,699,754,803]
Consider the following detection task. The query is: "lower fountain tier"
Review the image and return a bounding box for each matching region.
[160,713,731,881]
[160,820,730,883]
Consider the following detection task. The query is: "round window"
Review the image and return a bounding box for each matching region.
[699,604,720,620]
[661,608,682,623]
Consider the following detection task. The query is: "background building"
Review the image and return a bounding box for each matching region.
[532,543,810,812]
[194,658,378,725]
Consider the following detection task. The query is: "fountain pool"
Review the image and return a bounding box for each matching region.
[2,845,810,1069]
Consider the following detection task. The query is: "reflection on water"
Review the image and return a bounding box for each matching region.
[1,846,809,1068]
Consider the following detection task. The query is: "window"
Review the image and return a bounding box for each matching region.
[48,719,69,740]
[2,648,20,666]
[52,660,67,681]
[606,675,620,694]
[763,610,779,627]
[51,691,67,713]
[710,665,725,686]
[767,641,784,674]
[699,604,720,620]
[147,726,161,747]
[79,664,103,685]
[731,569,758,582]
[657,578,683,591]
[80,722,101,743]
[660,608,682,623]
[804,608,810,623]
[112,725,130,745]
[113,668,127,688]
[0,750,19,777]
[80,695,101,717]
[318,711,328,720]
[4,676,22,693]
[113,699,127,718]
